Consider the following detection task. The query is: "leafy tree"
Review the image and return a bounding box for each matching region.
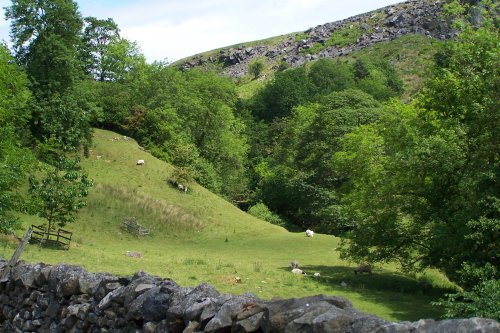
[248,59,265,79]
[81,16,120,81]
[38,88,94,154]
[5,0,94,153]
[309,59,354,97]
[102,38,146,83]
[6,0,84,97]
[334,102,467,269]
[0,45,33,234]
[333,14,499,316]
[258,90,382,232]
[253,67,313,120]
[353,58,404,100]
[29,152,92,234]
[434,279,500,321]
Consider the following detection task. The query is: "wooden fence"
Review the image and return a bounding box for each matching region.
[30,225,72,250]
[121,217,150,237]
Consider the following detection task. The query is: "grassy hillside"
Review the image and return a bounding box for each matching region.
[0,129,455,322]
[236,34,441,100]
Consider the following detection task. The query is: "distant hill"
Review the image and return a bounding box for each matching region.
[175,0,451,81]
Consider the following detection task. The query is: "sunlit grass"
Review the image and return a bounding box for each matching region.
[0,129,456,322]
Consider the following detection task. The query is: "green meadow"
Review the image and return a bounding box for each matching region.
[0,129,455,322]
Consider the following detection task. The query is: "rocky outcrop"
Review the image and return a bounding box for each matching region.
[1,260,499,333]
[178,0,454,78]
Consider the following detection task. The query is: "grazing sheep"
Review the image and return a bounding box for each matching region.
[291,268,305,275]
[354,264,372,275]
[306,229,314,237]
[136,159,145,166]
[177,184,188,193]
[313,272,321,277]
[340,281,348,287]
[290,260,300,269]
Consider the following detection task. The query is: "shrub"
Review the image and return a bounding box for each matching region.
[248,59,265,79]
[248,202,285,227]
[434,279,500,321]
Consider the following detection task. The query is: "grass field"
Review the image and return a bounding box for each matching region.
[0,129,455,322]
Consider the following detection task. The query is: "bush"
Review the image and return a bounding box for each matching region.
[434,280,500,321]
[248,202,285,227]
[248,59,265,79]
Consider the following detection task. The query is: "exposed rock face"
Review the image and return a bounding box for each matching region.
[178,0,454,78]
[0,260,499,333]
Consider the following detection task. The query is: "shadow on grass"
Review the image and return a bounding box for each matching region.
[280,264,454,321]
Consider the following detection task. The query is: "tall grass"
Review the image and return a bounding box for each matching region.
[88,183,204,233]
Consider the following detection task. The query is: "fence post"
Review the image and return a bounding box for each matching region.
[0,227,33,282]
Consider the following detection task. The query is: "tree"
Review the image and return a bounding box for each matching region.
[5,0,94,153]
[248,59,265,79]
[253,67,314,120]
[81,16,120,81]
[333,11,499,304]
[6,0,84,97]
[309,59,354,96]
[29,152,92,234]
[257,90,383,232]
[0,45,33,234]
[102,38,146,83]
[334,102,467,269]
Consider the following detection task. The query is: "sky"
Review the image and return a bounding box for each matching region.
[0,0,403,63]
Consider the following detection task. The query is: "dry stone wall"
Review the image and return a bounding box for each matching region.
[1,260,499,333]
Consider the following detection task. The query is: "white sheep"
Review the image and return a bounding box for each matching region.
[291,268,305,275]
[177,184,188,193]
[306,229,314,237]
[136,159,145,165]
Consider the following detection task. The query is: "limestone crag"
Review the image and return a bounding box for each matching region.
[1,260,499,333]
[179,0,453,78]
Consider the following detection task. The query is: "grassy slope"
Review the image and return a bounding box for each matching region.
[236,34,441,99]
[0,129,454,322]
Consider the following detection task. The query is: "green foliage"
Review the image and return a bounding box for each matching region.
[327,23,366,48]
[434,279,500,320]
[256,90,382,232]
[102,38,147,83]
[81,17,120,81]
[309,59,354,96]
[354,58,403,100]
[6,0,84,97]
[253,67,313,120]
[248,202,285,227]
[0,126,34,233]
[39,88,94,153]
[248,59,265,79]
[332,12,499,316]
[29,153,93,232]
[303,23,368,55]
[0,46,33,234]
